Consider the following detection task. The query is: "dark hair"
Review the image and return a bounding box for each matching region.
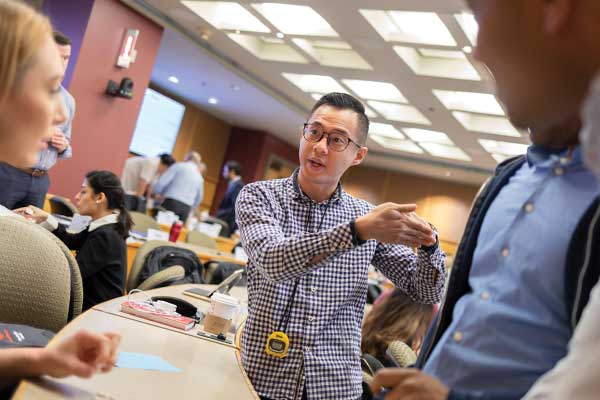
[159,153,175,167]
[361,289,434,361]
[310,92,370,144]
[85,170,132,239]
[53,30,71,46]
[225,160,242,176]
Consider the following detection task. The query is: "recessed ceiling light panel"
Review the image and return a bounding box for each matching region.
[228,33,308,63]
[342,79,407,103]
[282,73,345,93]
[368,101,431,125]
[433,90,505,116]
[369,122,405,139]
[455,12,479,46]
[403,128,454,145]
[360,9,456,46]
[252,3,338,37]
[395,46,481,81]
[453,111,521,137]
[293,39,372,70]
[478,139,529,156]
[420,142,471,161]
[182,1,270,33]
[370,135,424,154]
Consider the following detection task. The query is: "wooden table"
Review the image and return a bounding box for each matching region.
[13,285,257,400]
[157,223,239,253]
[126,240,245,279]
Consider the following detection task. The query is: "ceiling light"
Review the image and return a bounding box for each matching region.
[276,32,285,39]
[342,79,407,103]
[359,9,456,46]
[282,73,345,94]
[455,12,479,46]
[168,76,179,84]
[420,143,471,161]
[208,97,219,104]
[182,1,270,33]
[463,46,473,54]
[252,3,338,37]
[478,139,529,156]
[228,33,308,63]
[369,122,405,139]
[433,90,505,116]
[370,135,424,154]
[368,101,431,125]
[453,111,521,137]
[394,46,481,81]
[491,153,511,163]
[293,39,372,70]
[403,128,454,145]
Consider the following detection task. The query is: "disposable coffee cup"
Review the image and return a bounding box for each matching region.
[203,293,239,335]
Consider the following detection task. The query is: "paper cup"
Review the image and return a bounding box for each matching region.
[208,293,239,320]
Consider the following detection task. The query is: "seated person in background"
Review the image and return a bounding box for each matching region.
[362,289,434,367]
[216,160,244,232]
[0,0,120,382]
[18,170,132,310]
[152,151,204,223]
[121,153,175,212]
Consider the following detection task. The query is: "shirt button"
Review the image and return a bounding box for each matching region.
[502,247,510,257]
[307,315,315,322]
[453,331,463,343]
[305,346,312,352]
[524,203,534,213]
[480,291,491,301]
[554,166,564,176]
[310,287,317,294]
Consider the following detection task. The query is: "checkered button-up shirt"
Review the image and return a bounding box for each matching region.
[236,171,446,400]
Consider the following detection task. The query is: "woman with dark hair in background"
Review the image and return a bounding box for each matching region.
[361,289,435,367]
[18,170,132,310]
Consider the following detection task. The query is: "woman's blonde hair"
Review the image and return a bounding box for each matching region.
[0,0,52,107]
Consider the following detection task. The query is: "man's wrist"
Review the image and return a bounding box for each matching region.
[349,219,367,246]
[419,223,439,253]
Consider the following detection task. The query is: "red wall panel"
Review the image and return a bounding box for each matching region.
[48,0,163,199]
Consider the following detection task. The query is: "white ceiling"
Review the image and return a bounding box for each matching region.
[123,0,532,185]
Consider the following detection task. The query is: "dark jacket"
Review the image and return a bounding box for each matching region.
[415,155,600,400]
[217,178,244,231]
[53,223,126,311]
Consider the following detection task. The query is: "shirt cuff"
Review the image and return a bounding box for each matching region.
[325,223,354,252]
[41,215,59,232]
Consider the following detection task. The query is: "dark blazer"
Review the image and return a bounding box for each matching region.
[216,178,244,231]
[53,223,126,311]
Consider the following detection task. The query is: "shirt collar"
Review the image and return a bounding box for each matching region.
[526,144,584,168]
[89,212,119,232]
[290,168,344,205]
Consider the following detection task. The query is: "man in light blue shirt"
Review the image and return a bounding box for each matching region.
[152,151,204,222]
[0,31,75,209]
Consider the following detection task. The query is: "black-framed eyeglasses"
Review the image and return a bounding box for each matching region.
[302,123,362,152]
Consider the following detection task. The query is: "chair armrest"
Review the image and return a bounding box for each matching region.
[137,265,185,291]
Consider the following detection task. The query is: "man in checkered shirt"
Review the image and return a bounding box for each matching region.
[236,93,446,400]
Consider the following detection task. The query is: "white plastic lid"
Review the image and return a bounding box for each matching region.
[211,292,239,307]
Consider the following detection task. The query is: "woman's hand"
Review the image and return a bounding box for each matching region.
[13,205,50,224]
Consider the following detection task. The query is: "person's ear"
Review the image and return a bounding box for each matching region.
[543,0,576,34]
[351,146,368,166]
[95,192,106,205]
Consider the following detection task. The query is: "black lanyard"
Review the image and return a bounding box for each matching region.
[278,197,333,332]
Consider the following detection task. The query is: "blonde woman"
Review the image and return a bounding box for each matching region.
[0,0,119,380]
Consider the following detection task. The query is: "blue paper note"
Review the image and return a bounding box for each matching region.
[115,352,180,372]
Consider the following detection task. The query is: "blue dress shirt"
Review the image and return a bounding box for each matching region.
[35,85,75,170]
[423,145,598,398]
[152,161,204,208]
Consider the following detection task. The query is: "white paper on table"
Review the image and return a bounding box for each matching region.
[156,211,178,225]
[67,214,92,233]
[147,228,169,241]
[196,222,221,238]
